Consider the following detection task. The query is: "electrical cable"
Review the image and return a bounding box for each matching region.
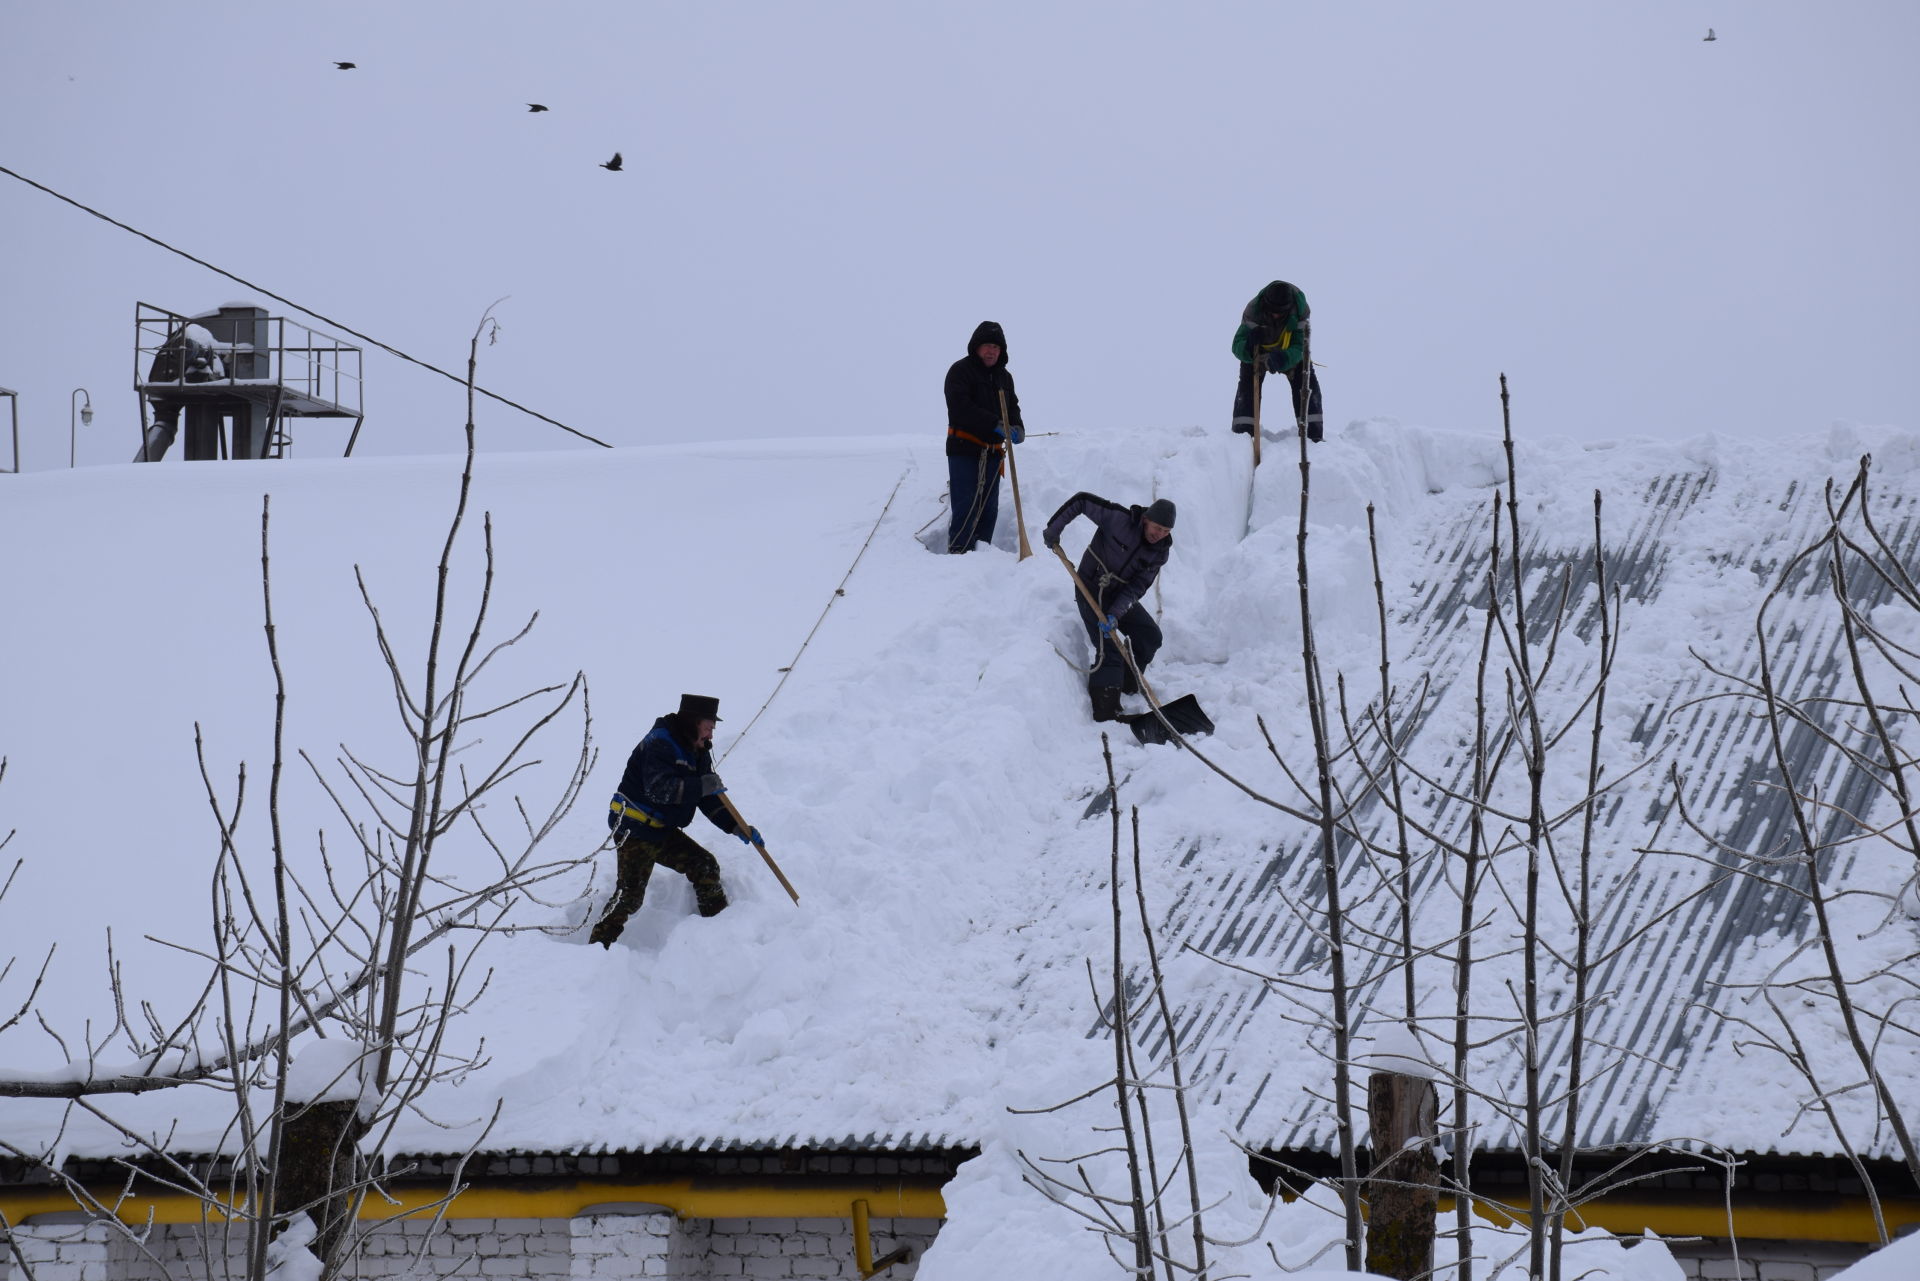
[0,163,611,449]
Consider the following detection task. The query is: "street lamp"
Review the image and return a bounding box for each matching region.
[70,388,92,468]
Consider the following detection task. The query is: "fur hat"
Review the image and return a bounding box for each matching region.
[677,693,722,722]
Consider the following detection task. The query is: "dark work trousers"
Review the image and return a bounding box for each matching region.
[947,452,1002,553]
[590,828,728,945]
[1232,360,1324,441]
[1077,594,1163,692]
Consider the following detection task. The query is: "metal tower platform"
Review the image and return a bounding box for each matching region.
[133,302,365,461]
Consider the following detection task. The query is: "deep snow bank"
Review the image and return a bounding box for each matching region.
[6,420,1918,1280]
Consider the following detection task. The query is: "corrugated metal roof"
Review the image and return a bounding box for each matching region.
[1091,464,1919,1161]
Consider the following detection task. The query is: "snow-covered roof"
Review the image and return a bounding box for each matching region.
[3,423,1916,1170]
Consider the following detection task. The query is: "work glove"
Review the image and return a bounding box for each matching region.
[1099,614,1117,635]
[735,826,765,848]
[1008,424,1025,445]
[990,424,1007,443]
[699,772,725,797]
[1043,530,1060,550]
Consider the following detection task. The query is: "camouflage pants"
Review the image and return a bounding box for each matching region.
[590,828,729,945]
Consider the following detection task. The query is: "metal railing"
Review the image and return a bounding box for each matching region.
[0,386,18,472]
[134,303,366,458]
[135,303,364,416]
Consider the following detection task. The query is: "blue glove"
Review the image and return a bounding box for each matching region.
[1009,424,1025,445]
[735,826,765,848]
[990,424,1007,443]
[699,772,725,797]
[1099,614,1117,635]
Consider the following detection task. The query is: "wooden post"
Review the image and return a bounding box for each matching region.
[1365,1069,1440,1280]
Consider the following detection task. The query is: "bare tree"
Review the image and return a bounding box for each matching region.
[1675,456,1920,1236]
[1213,379,1756,1281]
[0,312,596,1281]
[1014,737,1220,1280]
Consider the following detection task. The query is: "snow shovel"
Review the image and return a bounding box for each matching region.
[1050,546,1214,748]
[716,793,800,905]
[1120,694,1213,746]
[998,389,1034,561]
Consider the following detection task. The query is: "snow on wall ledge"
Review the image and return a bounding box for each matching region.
[3,422,1918,1182]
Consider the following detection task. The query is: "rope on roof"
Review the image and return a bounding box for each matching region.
[720,464,911,765]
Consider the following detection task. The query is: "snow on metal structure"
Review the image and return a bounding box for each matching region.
[132,301,364,461]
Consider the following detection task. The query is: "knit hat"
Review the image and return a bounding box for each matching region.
[677,693,722,722]
[1144,498,1177,529]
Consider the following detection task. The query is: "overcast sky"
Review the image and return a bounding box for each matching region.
[2,1,1913,468]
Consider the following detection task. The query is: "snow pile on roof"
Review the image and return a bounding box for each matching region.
[4,418,1917,1277]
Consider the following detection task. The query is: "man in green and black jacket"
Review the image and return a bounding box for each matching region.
[1231,280,1323,442]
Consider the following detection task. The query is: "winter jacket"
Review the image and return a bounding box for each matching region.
[1043,492,1172,622]
[608,715,742,840]
[1231,281,1310,373]
[945,321,1024,461]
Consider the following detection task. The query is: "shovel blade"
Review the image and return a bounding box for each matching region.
[1123,694,1214,746]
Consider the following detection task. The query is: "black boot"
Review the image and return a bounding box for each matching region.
[1121,668,1139,697]
[1090,686,1122,723]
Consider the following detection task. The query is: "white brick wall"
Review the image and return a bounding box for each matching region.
[0,1211,937,1281]
[570,1209,676,1279]
[1666,1237,1871,1280]
[10,1219,112,1281]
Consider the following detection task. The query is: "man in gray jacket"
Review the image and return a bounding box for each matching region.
[1043,493,1176,722]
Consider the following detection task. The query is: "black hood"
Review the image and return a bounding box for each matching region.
[968,320,1008,365]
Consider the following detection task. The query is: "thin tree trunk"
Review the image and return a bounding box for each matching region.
[1550,493,1613,1281]
[1103,739,1155,1276]
[1294,416,1363,1268]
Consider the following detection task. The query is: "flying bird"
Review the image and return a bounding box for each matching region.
[334,61,356,69]
[600,152,623,171]
[527,103,549,112]
[1703,28,1716,42]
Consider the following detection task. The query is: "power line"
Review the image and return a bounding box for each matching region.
[0,163,612,449]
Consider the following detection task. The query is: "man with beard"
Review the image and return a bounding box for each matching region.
[590,694,764,946]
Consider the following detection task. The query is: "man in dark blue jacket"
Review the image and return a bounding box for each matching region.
[1043,494,1176,723]
[590,693,765,946]
[943,320,1025,554]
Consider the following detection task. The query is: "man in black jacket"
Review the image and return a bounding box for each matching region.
[943,320,1025,554]
[590,693,765,946]
[1043,494,1176,722]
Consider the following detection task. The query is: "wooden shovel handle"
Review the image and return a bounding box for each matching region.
[998,389,1034,561]
[716,792,800,905]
